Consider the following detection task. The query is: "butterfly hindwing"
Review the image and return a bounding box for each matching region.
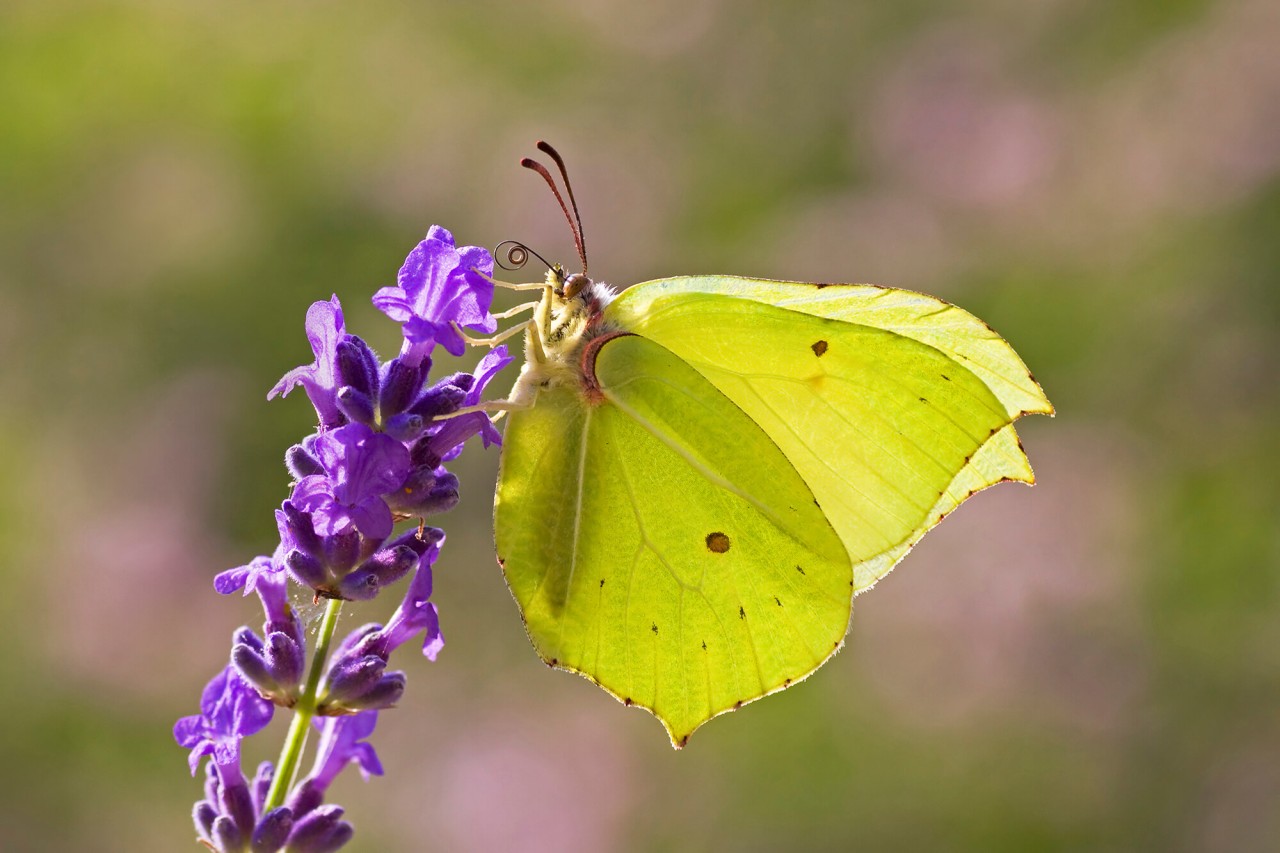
[494,334,851,745]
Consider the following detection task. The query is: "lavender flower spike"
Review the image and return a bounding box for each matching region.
[373,226,496,365]
[268,295,347,428]
[181,222,512,850]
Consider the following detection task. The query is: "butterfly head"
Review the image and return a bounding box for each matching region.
[541,262,613,331]
[562,272,590,300]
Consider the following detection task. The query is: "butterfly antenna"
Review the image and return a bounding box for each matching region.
[521,144,589,277]
[495,239,553,273]
[536,140,588,277]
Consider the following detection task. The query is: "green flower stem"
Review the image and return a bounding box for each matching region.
[264,597,344,811]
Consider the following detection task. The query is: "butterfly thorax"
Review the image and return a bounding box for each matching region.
[509,266,619,406]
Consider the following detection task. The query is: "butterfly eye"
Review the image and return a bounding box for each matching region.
[563,274,589,299]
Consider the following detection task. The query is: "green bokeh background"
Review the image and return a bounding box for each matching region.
[4,1,1278,850]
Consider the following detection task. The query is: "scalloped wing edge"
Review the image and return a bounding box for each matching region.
[853,421,1034,592]
[506,592,851,749]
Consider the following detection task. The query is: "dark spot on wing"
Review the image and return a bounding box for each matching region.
[678,735,689,747]
[624,697,632,706]
[774,596,783,607]
[795,565,806,575]
[784,678,792,686]
[734,700,743,709]
[941,374,951,381]
[919,397,928,403]
[651,623,658,635]
[811,340,828,357]
[738,606,746,620]
[548,658,558,666]
[701,640,707,651]
[599,578,605,588]
[496,556,506,566]
[706,532,731,553]
[814,282,832,289]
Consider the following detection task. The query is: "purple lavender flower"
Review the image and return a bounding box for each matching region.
[378,531,445,660]
[290,423,410,539]
[373,226,496,364]
[427,345,513,462]
[175,666,275,777]
[286,806,354,853]
[268,296,347,428]
[287,711,384,822]
[317,534,444,713]
[193,761,294,853]
[183,222,511,851]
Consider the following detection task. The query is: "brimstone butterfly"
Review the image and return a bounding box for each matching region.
[471,142,1053,747]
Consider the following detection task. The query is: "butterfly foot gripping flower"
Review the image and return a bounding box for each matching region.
[177,227,504,850]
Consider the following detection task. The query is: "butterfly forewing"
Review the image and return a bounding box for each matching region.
[606,282,1038,591]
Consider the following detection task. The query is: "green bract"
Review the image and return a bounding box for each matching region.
[493,273,1052,747]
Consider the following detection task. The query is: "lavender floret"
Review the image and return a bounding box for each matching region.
[373,224,497,363]
[268,296,347,428]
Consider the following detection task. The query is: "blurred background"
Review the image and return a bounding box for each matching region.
[3,0,1278,850]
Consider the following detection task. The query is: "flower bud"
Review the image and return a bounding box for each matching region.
[287,778,324,820]
[220,779,257,839]
[251,806,294,853]
[323,656,385,704]
[232,642,275,695]
[336,336,379,399]
[335,386,376,426]
[233,626,264,654]
[393,470,459,517]
[280,501,322,558]
[250,762,274,813]
[408,438,442,470]
[338,544,420,601]
[194,800,218,842]
[383,412,425,442]
[211,814,243,852]
[379,357,425,419]
[264,631,304,690]
[347,671,406,711]
[407,376,467,420]
[324,532,360,576]
[287,805,354,853]
[285,443,323,479]
[285,550,326,589]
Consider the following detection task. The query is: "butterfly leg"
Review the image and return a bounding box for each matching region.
[454,320,533,348]
[434,398,534,421]
[491,301,540,320]
[472,268,550,292]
